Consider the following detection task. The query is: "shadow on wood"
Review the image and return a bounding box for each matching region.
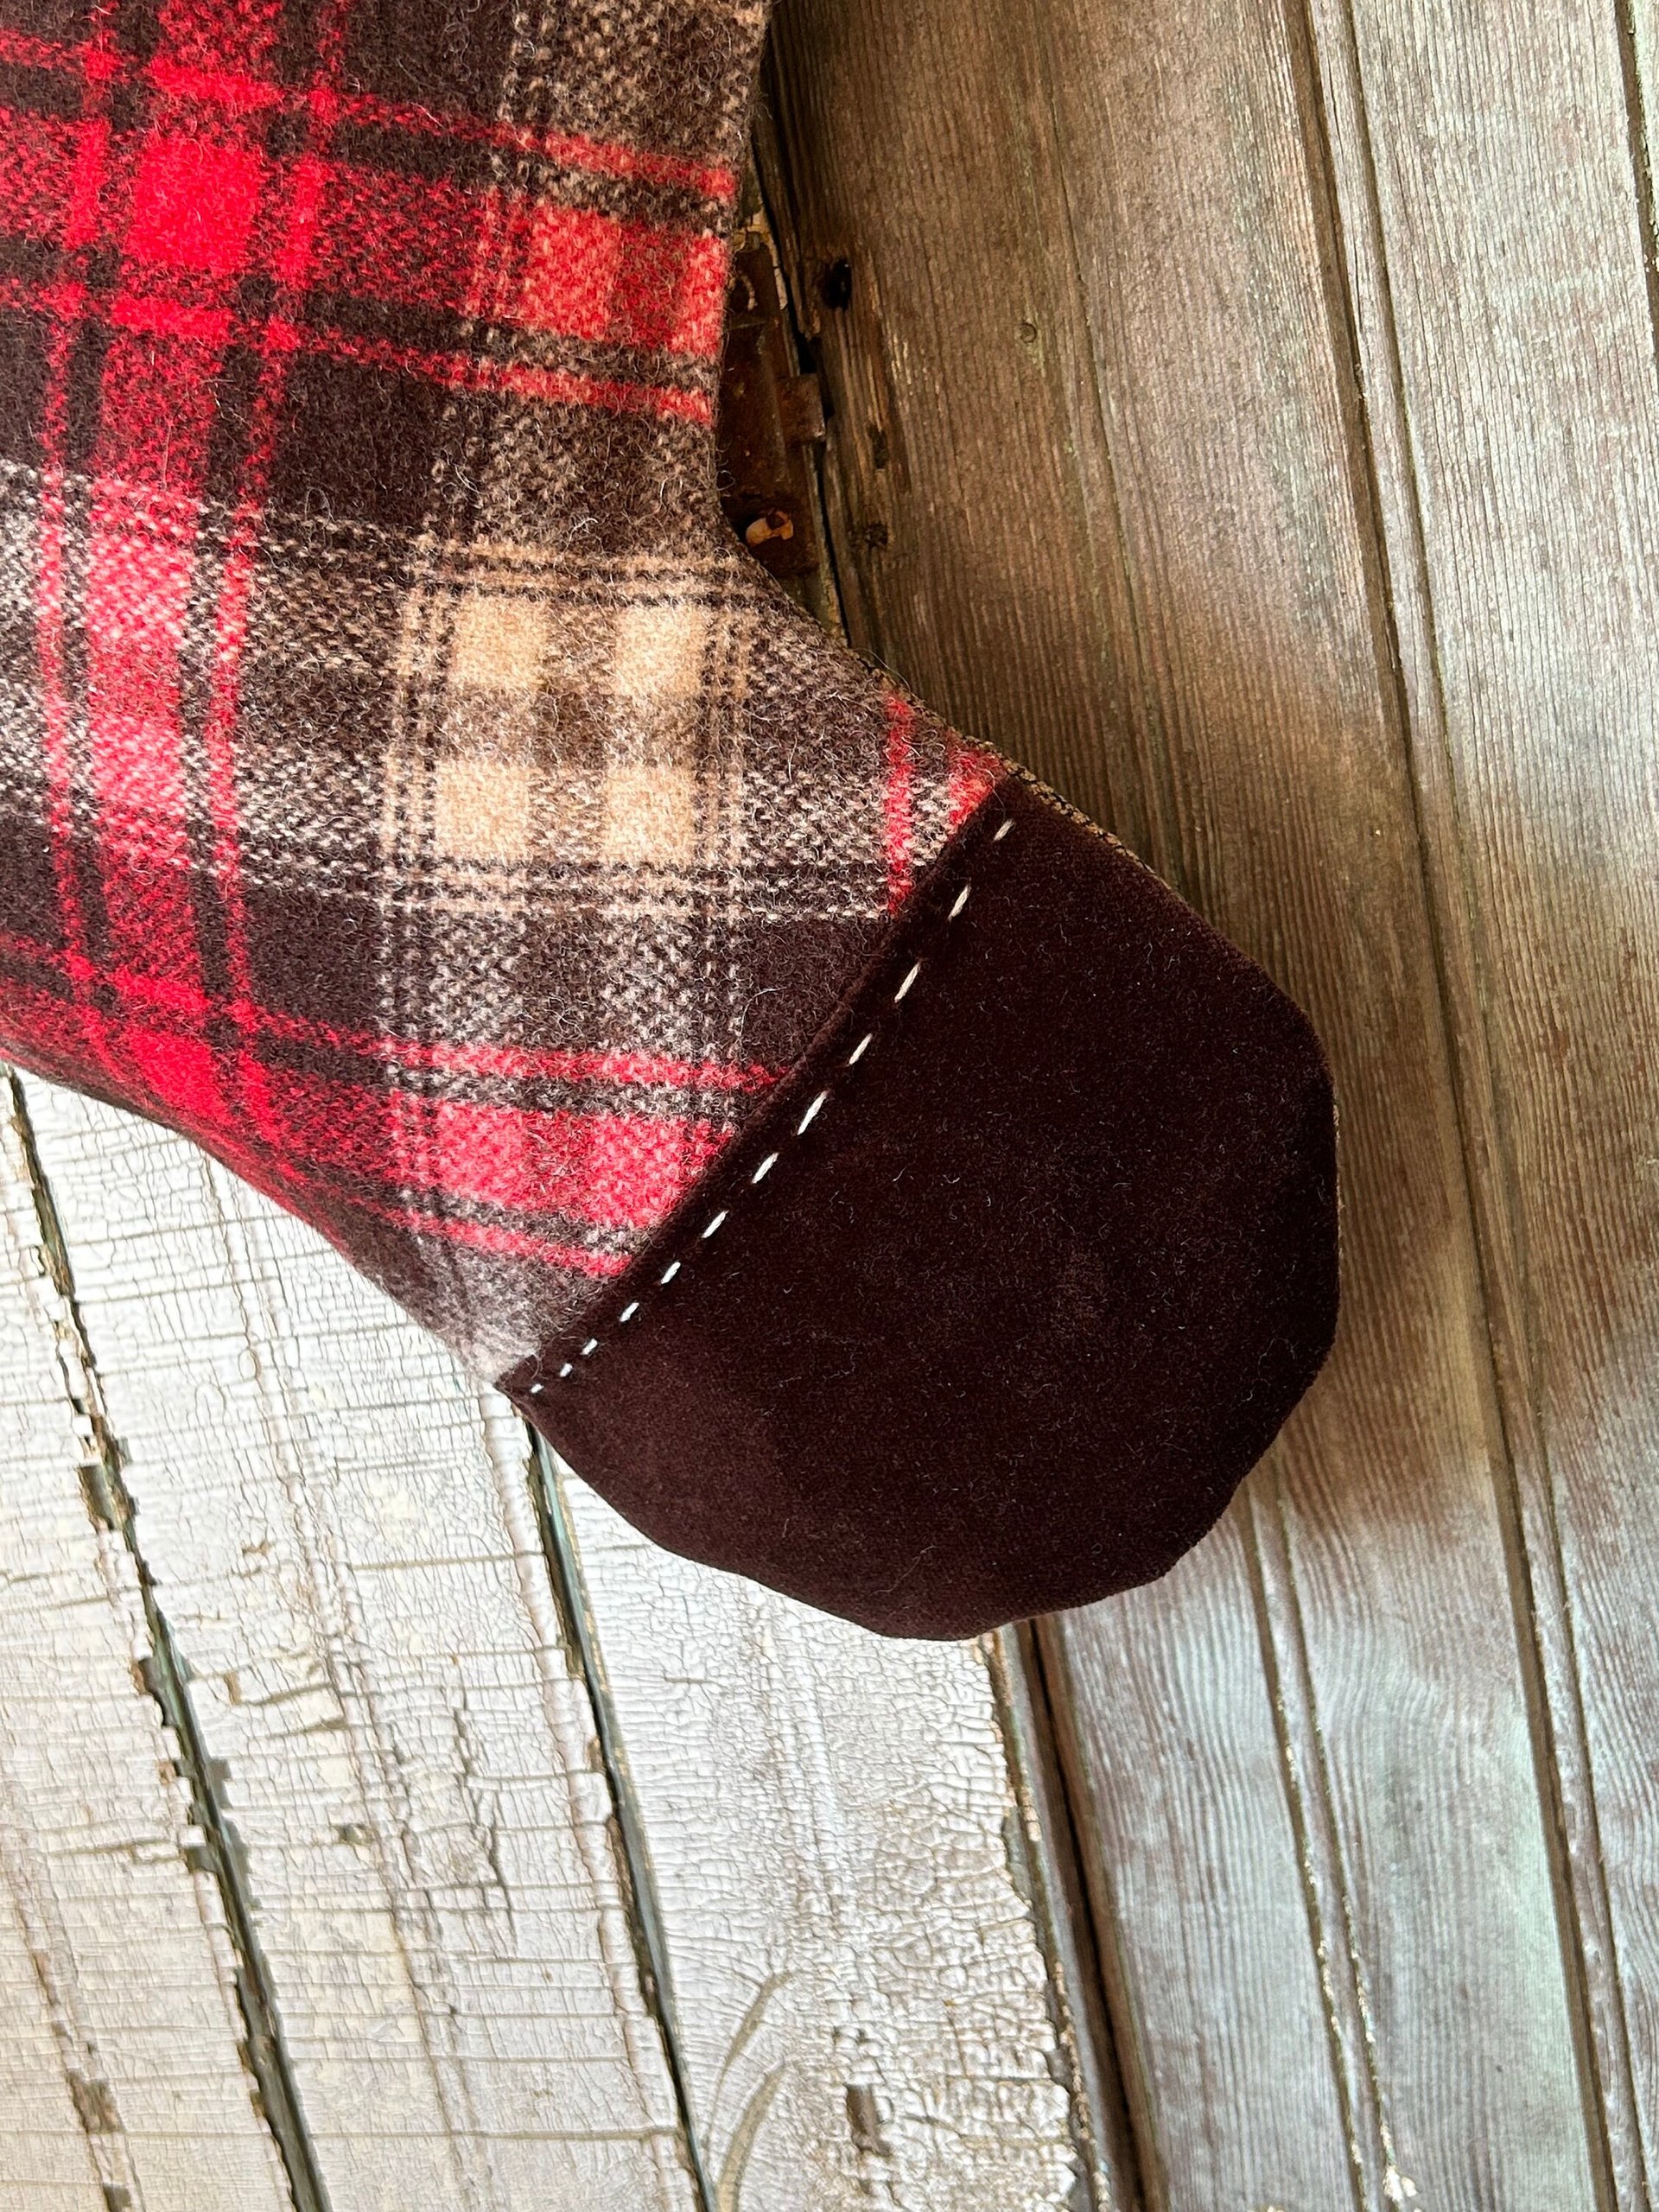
[757,0,1659,2198]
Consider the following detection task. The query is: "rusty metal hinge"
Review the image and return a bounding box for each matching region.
[717,226,828,588]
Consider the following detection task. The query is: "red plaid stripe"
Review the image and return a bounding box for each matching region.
[0,275,716,422]
[0,36,732,428]
[254,1069,728,1226]
[0,98,728,365]
[883,694,917,911]
[0,0,1010,1374]
[0,921,779,1093]
[0,961,741,1255]
[0,26,741,200]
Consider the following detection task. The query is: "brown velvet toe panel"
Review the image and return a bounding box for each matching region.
[502,774,1339,1639]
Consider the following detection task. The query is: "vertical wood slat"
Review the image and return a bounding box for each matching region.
[549,1464,1085,2212]
[1009,5,1592,2191]
[1,1099,136,2212]
[1310,0,1659,2196]
[766,29,1357,2184]
[761,0,1605,2198]
[0,1084,295,2212]
[5,1069,1089,2210]
[16,1073,697,2212]
[989,1623,1147,2212]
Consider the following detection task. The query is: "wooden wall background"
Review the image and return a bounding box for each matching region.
[3,0,1657,2203]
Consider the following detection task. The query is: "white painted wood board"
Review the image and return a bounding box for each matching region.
[16,1071,695,2212]
[4,1070,1083,2210]
[0,1087,294,2212]
[553,1459,1081,2212]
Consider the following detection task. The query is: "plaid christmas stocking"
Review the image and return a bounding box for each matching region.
[0,0,1338,1635]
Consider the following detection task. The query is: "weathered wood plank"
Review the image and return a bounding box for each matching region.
[1313,0,1659,2194]
[0,1083,294,2212]
[16,1072,696,2212]
[550,1459,1087,2212]
[0,1887,104,2212]
[0,1901,105,2212]
[763,0,1598,2197]
[1042,1516,1357,2206]
[0,1143,119,2212]
[13,1068,1087,2209]
[988,1624,1145,2212]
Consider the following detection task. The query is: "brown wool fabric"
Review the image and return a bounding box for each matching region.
[0,0,1339,1636]
[506,777,1338,1637]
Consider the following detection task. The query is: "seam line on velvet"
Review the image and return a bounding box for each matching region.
[518,807,1018,1398]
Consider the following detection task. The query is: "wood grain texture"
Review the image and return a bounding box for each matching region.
[762,0,1605,2197]
[989,1624,1146,2212]
[0,1088,294,2212]
[1310,0,1659,2194]
[550,1462,1084,2212]
[3,0,1655,2190]
[4,1071,1084,2209]
[1045,1519,1355,2208]
[16,1073,696,2212]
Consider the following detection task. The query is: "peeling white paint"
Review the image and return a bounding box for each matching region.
[556,1465,1080,2212]
[0,1086,292,2212]
[5,1073,1078,2210]
[16,1077,690,2212]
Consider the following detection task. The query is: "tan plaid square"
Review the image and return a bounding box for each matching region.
[450,594,551,692]
[434,747,536,861]
[613,601,710,700]
[601,760,701,865]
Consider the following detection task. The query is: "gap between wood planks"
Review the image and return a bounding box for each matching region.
[525,1436,719,2212]
[749,0,1653,2202]
[4,1069,331,2212]
[1287,3,1644,2201]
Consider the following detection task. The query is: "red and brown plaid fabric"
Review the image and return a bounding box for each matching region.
[0,0,1003,1372]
